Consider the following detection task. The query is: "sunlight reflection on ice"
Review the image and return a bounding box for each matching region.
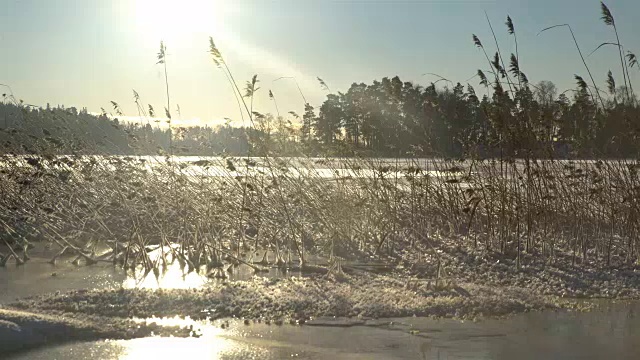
[116,317,239,359]
[114,336,236,360]
[122,264,209,290]
[121,246,210,290]
[120,246,299,291]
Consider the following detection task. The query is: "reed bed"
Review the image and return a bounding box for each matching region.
[1,153,638,276]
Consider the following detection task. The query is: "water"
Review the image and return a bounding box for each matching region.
[2,246,640,359]
[0,246,304,304]
[0,245,125,304]
[2,154,466,179]
[5,302,640,359]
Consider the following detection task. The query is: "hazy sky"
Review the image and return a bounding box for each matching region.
[1,0,638,127]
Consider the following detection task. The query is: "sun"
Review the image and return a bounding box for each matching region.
[134,0,225,43]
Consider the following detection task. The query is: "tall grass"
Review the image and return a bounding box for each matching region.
[2,154,639,271]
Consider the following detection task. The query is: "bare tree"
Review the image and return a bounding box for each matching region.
[534,80,558,107]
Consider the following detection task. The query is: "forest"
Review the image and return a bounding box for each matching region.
[1,74,638,159]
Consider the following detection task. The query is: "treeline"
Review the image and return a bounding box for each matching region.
[1,74,639,158]
[0,103,256,156]
[303,76,640,158]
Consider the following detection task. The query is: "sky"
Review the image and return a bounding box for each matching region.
[1,0,638,127]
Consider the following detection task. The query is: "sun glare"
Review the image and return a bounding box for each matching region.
[134,0,225,43]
